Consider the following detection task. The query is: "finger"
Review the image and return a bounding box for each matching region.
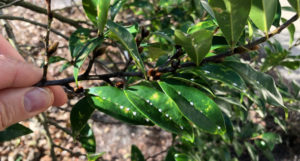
[0,54,68,106]
[0,54,42,89]
[48,86,68,106]
[0,87,54,131]
[0,35,24,61]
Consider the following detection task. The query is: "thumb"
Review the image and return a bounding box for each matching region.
[0,87,54,131]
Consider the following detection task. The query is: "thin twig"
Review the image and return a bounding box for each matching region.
[289,38,300,50]
[0,10,21,54]
[42,0,53,82]
[0,0,20,9]
[0,15,69,40]
[36,14,299,87]
[47,119,72,136]
[0,0,86,28]
[122,57,132,72]
[53,144,85,157]
[39,113,57,161]
[145,149,168,160]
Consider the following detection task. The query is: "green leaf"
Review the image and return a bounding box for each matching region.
[174,154,191,161]
[199,63,247,91]
[245,142,259,161]
[165,147,177,161]
[223,61,286,110]
[78,124,96,153]
[261,132,282,150]
[131,145,145,161]
[223,113,233,142]
[208,0,251,47]
[152,31,175,45]
[167,75,215,97]
[73,37,103,85]
[187,20,217,34]
[88,86,152,125]
[87,152,105,161]
[282,18,296,46]
[107,21,146,78]
[216,96,247,111]
[288,0,300,15]
[71,97,95,137]
[125,86,194,142]
[60,62,72,72]
[0,123,32,142]
[200,0,215,18]
[48,56,66,64]
[273,0,282,27]
[261,47,289,72]
[175,29,213,65]
[249,0,278,35]
[110,0,127,20]
[279,59,300,70]
[159,81,226,134]
[248,21,254,41]
[69,28,103,85]
[69,28,91,58]
[147,46,169,60]
[82,0,111,33]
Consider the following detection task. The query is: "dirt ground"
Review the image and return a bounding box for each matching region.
[0,1,299,161]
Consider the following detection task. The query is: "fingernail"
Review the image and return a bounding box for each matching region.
[24,88,53,112]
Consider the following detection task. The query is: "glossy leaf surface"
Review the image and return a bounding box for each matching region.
[82,0,111,33]
[167,75,215,97]
[199,63,247,90]
[73,37,103,85]
[69,28,103,85]
[159,81,226,134]
[69,28,91,58]
[125,86,194,141]
[107,21,146,77]
[131,145,145,161]
[0,123,32,142]
[87,152,105,161]
[282,18,296,46]
[78,124,96,153]
[175,29,213,65]
[71,97,95,137]
[174,154,191,161]
[288,0,300,15]
[165,147,177,161]
[208,0,251,47]
[110,0,127,20]
[200,0,215,18]
[88,86,152,125]
[249,0,278,34]
[224,61,285,108]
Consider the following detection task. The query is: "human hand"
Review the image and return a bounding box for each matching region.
[0,35,67,131]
